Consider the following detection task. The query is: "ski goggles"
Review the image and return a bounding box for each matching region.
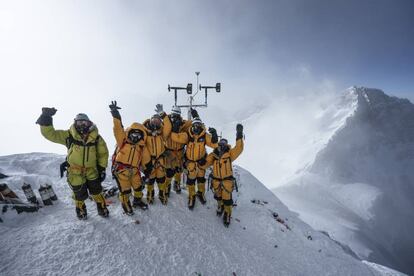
[170,114,182,122]
[218,139,228,147]
[129,130,143,140]
[150,118,162,130]
[75,120,92,128]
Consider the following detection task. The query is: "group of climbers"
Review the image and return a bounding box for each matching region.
[36,102,244,227]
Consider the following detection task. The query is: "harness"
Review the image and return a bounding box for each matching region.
[111,140,143,178]
[210,153,238,193]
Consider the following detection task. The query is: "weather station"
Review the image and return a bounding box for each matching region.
[168,72,221,120]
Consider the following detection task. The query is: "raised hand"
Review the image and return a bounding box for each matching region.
[109,101,121,120]
[36,107,57,126]
[209,127,218,143]
[190,108,199,119]
[236,124,244,140]
[109,101,121,111]
[42,107,57,116]
[155,104,164,115]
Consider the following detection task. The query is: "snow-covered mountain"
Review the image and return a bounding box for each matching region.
[275,87,414,275]
[0,153,402,276]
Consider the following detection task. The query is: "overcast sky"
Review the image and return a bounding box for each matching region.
[1,0,413,184]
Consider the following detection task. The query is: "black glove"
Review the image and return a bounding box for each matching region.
[59,161,69,178]
[197,158,207,166]
[209,127,218,143]
[190,108,199,119]
[109,101,121,120]
[42,107,57,116]
[97,165,106,182]
[36,107,57,126]
[236,124,244,140]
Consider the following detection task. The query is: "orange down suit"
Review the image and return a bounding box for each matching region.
[164,117,191,185]
[112,118,151,200]
[142,116,172,199]
[171,127,217,197]
[204,138,244,215]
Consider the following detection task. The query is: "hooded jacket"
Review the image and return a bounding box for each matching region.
[113,118,151,168]
[142,115,172,159]
[204,138,244,179]
[40,124,108,169]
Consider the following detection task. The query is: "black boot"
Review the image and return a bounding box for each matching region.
[196,191,206,205]
[223,212,231,227]
[159,190,168,205]
[97,202,109,218]
[76,204,87,220]
[173,181,181,194]
[132,197,148,210]
[188,195,196,210]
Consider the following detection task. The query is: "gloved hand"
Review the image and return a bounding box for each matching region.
[155,104,165,117]
[236,123,244,140]
[197,157,207,166]
[208,127,218,143]
[190,108,199,119]
[36,107,57,126]
[59,161,69,178]
[109,101,121,120]
[97,166,106,182]
[42,107,57,116]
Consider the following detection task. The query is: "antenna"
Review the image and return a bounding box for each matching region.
[168,72,221,120]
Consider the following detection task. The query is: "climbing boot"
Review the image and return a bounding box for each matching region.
[97,202,109,217]
[120,193,134,215]
[147,189,155,205]
[188,195,196,210]
[196,191,207,205]
[75,201,87,220]
[223,212,231,227]
[159,190,168,205]
[132,197,148,210]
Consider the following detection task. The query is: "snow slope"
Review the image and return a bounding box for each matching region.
[0,153,401,276]
[275,87,414,274]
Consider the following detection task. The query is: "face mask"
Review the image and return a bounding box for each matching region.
[128,130,143,144]
[171,114,182,124]
[192,124,202,135]
[150,118,162,131]
[218,139,228,154]
[75,120,92,135]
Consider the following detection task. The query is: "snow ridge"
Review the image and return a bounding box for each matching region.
[0,153,395,276]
